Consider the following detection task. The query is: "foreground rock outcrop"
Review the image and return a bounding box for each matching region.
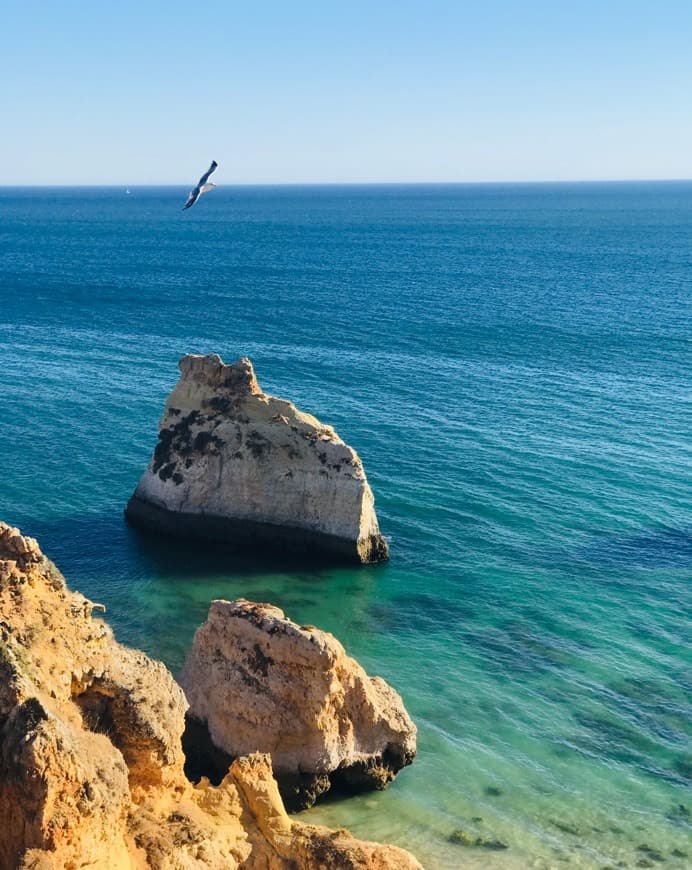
[0,522,421,869]
[125,354,389,564]
[180,599,417,810]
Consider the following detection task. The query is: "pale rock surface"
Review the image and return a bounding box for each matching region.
[0,522,422,869]
[125,353,389,563]
[180,598,417,810]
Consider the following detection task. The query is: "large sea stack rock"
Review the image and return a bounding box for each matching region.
[0,522,422,869]
[180,598,417,810]
[125,354,389,564]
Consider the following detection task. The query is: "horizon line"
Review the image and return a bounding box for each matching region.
[1,177,691,188]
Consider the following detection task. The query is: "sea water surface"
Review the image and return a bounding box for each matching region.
[0,183,690,869]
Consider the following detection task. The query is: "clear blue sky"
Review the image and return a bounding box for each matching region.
[2,0,691,184]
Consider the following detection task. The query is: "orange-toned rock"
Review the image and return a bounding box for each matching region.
[231,754,423,869]
[0,523,421,869]
[181,598,417,810]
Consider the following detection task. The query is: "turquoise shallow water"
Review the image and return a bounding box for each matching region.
[0,183,690,868]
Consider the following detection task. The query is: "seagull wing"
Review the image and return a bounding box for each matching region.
[197,160,218,188]
[182,186,201,210]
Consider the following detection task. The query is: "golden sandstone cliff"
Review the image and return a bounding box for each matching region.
[125,354,389,564]
[0,523,421,869]
[180,600,417,811]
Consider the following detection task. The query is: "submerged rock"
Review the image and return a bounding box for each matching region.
[0,522,421,869]
[180,598,417,810]
[125,353,389,564]
[549,818,582,836]
[449,829,508,850]
[636,843,666,863]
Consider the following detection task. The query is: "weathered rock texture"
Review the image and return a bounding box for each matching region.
[180,599,417,810]
[0,522,421,869]
[125,353,389,564]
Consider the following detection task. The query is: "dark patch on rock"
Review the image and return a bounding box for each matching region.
[153,430,175,473]
[361,534,389,564]
[192,431,222,453]
[246,430,272,460]
[0,699,51,783]
[153,411,200,473]
[236,665,263,693]
[247,643,274,678]
[207,396,233,414]
[158,462,177,483]
[14,697,49,731]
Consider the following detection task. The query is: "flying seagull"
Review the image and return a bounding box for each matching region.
[182,160,218,210]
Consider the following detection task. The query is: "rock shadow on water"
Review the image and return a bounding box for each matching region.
[15,513,346,664]
[21,510,351,583]
[13,512,138,580]
[126,519,370,577]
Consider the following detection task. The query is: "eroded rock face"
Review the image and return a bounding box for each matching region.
[180,598,417,810]
[0,523,421,869]
[125,353,389,564]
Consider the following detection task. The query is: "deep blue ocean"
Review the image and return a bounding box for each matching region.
[1,183,690,869]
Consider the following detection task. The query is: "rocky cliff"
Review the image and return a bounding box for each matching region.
[180,599,417,810]
[125,354,389,564]
[0,522,421,869]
